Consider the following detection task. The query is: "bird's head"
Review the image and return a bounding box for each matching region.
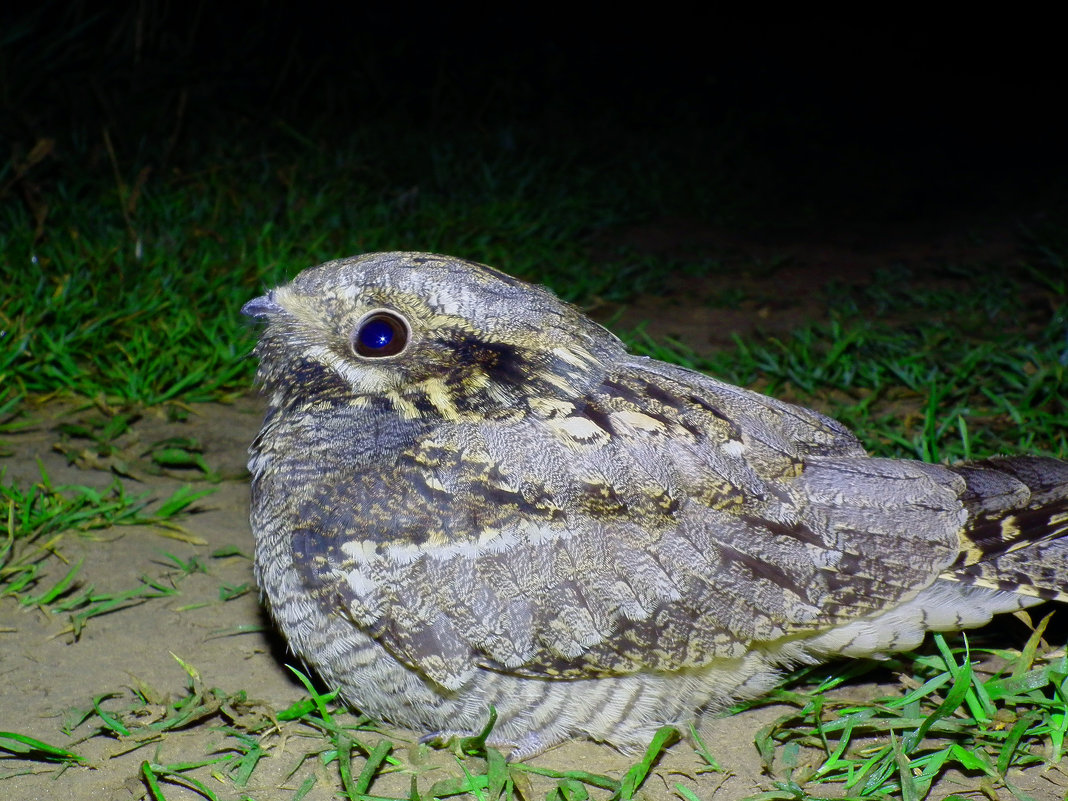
[243,252,625,420]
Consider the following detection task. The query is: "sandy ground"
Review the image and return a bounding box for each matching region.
[3,220,1068,800]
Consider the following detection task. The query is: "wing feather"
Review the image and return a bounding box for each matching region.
[291,362,966,686]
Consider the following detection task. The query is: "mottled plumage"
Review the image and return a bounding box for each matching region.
[244,251,1068,758]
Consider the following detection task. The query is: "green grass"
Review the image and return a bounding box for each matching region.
[1,132,688,403]
[739,623,1068,801]
[626,257,1068,464]
[3,657,682,800]
[4,630,1065,799]
[0,463,214,635]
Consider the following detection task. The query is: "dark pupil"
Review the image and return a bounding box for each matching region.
[354,313,407,357]
[360,319,395,350]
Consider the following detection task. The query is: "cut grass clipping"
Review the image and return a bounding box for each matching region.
[741,620,1068,801]
[1,464,214,636]
[2,658,682,801]
[3,628,1065,799]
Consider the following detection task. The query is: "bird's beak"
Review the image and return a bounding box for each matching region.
[242,291,283,319]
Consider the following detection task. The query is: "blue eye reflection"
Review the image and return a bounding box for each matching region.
[361,319,394,349]
[353,312,408,357]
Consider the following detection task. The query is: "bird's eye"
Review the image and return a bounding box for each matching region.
[352,311,409,358]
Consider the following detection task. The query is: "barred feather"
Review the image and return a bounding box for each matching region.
[245,252,1068,758]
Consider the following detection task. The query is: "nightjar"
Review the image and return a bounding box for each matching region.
[244,251,1068,758]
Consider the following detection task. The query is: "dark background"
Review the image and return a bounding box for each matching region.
[4,4,1065,246]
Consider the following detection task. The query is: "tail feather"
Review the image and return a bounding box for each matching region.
[944,456,1068,600]
[952,539,1068,603]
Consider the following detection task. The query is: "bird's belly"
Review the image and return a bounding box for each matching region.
[255,536,790,757]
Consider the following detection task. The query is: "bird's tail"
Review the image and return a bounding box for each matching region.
[945,456,1068,602]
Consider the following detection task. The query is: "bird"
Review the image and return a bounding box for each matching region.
[243,251,1068,759]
